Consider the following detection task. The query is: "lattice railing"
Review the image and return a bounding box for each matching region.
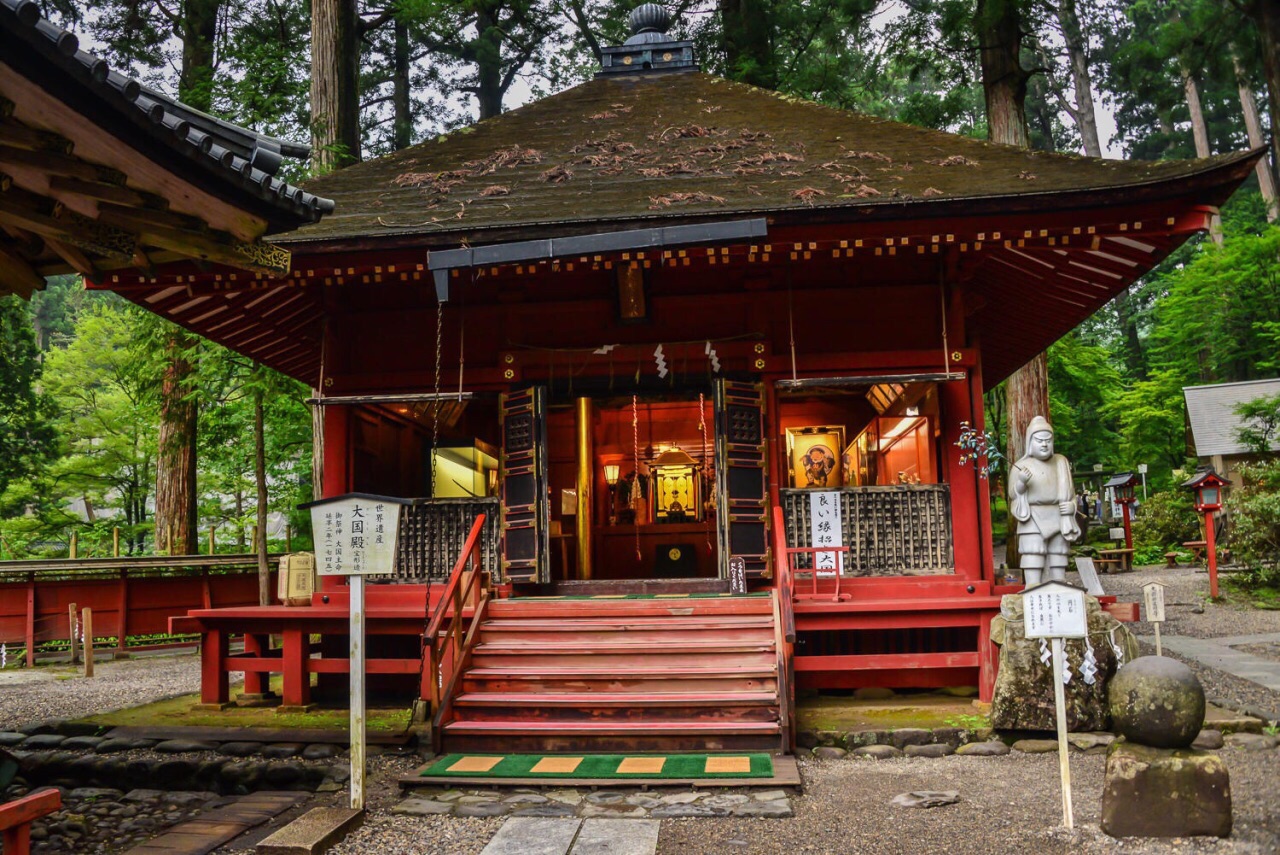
[780,486,954,576]
[396,498,501,580]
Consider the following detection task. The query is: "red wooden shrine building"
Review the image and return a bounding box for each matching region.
[14,7,1261,753]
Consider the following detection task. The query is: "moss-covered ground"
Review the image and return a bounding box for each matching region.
[796,692,991,733]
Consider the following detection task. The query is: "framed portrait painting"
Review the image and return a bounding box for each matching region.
[786,426,845,489]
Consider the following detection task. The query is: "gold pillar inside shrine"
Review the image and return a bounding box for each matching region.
[575,397,594,579]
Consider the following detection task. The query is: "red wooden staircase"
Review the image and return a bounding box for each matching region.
[439,593,789,754]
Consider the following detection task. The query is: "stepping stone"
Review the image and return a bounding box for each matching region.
[481,818,581,855]
[61,736,106,751]
[21,734,66,749]
[1012,739,1058,753]
[393,798,453,816]
[650,804,728,818]
[732,801,793,817]
[456,802,511,817]
[852,745,902,760]
[570,818,660,855]
[812,746,847,760]
[96,738,154,753]
[0,733,26,747]
[153,739,218,753]
[1192,730,1225,750]
[1225,732,1278,751]
[512,804,577,818]
[890,791,960,809]
[905,744,954,758]
[218,741,262,757]
[956,741,1010,757]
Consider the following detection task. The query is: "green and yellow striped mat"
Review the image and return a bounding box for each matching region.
[421,753,773,779]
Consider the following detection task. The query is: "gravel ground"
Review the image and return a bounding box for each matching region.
[656,752,1280,855]
[1099,565,1280,719]
[0,653,203,730]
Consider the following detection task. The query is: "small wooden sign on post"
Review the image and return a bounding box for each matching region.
[302,493,408,812]
[1143,581,1166,656]
[1023,579,1089,830]
[729,557,747,594]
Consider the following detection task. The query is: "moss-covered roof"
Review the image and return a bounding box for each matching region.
[283,72,1251,247]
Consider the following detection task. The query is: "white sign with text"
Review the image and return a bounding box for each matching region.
[311,497,403,576]
[1023,581,1088,640]
[1143,582,1166,623]
[808,490,843,576]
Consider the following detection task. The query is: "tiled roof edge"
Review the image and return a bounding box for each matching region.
[0,0,335,225]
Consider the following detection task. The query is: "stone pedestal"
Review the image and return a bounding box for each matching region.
[1101,742,1231,838]
[989,594,1138,731]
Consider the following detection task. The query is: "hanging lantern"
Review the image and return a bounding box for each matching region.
[603,463,621,486]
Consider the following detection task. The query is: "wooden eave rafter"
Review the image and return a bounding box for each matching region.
[0,80,292,289]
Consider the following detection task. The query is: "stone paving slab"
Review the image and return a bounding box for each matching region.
[256,806,364,855]
[480,817,582,855]
[570,819,660,855]
[1139,634,1280,692]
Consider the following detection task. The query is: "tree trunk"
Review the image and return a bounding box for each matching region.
[976,0,1031,148]
[976,0,1037,571]
[1234,53,1278,221]
[1181,65,1222,244]
[1057,0,1102,157]
[1113,287,1147,380]
[154,331,198,556]
[474,9,505,119]
[1182,66,1211,158]
[1004,351,1049,571]
[178,0,220,112]
[392,13,412,150]
[235,490,246,551]
[1247,0,1280,199]
[311,0,362,169]
[719,0,777,89]
[255,384,270,606]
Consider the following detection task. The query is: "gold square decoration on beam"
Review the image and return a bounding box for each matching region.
[447,756,503,773]
[617,757,666,774]
[705,756,751,774]
[531,756,584,774]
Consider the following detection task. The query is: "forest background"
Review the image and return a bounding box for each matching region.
[2,0,1279,589]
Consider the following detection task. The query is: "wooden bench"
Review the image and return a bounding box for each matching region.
[1164,551,1179,568]
[1,788,61,855]
[1183,540,1207,564]
[1098,547,1135,572]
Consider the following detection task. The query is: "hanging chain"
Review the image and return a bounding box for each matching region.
[633,393,641,562]
[430,299,445,494]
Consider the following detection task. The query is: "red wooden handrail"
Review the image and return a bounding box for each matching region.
[1,788,61,855]
[422,514,490,747]
[771,507,796,644]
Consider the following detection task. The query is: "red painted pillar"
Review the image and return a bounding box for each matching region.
[243,633,267,695]
[116,570,129,655]
[1205,510,1219,599]
[941,376,982,581]
[977,614,996,703]
[281,628,310,708]
[321,405,351,594]
[24,573,35,668]
[1121,503,1133,552]
[200,628,229,705]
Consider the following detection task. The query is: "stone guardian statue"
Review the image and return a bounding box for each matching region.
[1009,415,1080,586]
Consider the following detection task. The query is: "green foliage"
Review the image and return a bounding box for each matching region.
[0,296,55,502]
[1228,460,1280,587]
[1132,489,1201,551]
[1234,393,1280,454]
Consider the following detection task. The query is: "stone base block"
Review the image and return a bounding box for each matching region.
[237,692,281,708]
[1101,742,1231,838]
[191,702,234,711]
[276,704,318,714]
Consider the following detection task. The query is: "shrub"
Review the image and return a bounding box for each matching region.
[1229,461,1280,587]
[1132,489,1201,550]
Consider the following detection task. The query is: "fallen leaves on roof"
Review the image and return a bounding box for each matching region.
[649,191,727,208]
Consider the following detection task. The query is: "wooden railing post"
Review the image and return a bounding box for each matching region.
[69,532,77,559]
[116,569,129,655]
[112,527,120,558]
[82,608,94,678]
[0,788,62,855]
[24,572,35,668]
[67,602,78,666]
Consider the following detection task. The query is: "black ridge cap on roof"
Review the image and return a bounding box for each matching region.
[0,0,335,231]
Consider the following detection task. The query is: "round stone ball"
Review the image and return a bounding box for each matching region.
[1109,656,1205,748]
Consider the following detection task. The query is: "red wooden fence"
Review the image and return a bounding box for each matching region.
[0,555,279,665]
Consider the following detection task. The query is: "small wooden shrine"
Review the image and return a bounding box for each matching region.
[15,7,1261,753]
